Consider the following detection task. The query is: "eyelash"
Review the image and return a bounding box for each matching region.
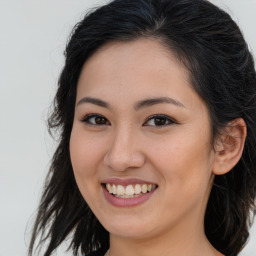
[143,114,177,127]
[81,114,177,127]
[81,114,110,126]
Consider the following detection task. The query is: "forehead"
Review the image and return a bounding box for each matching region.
[77,38,192,96]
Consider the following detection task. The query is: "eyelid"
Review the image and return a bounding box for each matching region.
[143,114,177,126]
[81,113,111,125]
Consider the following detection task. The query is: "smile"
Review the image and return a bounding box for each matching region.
[105,183,157,198]
[101,178,158,207]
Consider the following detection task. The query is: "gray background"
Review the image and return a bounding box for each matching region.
[0,0,255,255]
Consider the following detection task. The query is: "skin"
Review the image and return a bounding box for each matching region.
[69,38,231,256]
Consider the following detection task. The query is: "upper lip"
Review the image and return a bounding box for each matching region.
[101,177,157,186]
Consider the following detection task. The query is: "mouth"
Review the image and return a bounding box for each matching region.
[103,183,158,198]
[101,178,158,207]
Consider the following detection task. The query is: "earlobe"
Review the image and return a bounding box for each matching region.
[212,118,247,175]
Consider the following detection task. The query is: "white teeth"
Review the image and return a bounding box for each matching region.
[105,183,157,197]
[116,185,125,196]
[115,194,142,198]
[141,184,148,193]
[125,185,135,196]
[112,184,117,195]
[106,183,112,193]
[134,184,142,194]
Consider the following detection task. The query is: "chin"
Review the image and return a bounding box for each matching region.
[101,216,158,239]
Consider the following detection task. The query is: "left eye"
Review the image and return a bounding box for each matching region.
[143,115,176,127]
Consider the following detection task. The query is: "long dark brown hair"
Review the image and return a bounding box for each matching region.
[29,0,256,255]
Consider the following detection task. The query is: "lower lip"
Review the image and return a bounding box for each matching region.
[102,185,157,207]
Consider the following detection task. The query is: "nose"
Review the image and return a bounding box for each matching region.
[103,126,145,172]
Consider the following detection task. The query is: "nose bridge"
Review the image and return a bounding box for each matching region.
[104,123,144,171]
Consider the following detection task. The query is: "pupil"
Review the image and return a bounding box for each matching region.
[96,117,105,124]
[155,118,166,125]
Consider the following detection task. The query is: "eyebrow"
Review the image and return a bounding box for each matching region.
[76,96,185,110]
[77,97,110,108]
[134,97,185,110]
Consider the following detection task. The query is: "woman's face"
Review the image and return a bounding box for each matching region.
[70,38,216,240]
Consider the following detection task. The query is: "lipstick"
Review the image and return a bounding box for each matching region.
[101,177,158,207]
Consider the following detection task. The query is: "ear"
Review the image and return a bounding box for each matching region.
[212,118,247,175]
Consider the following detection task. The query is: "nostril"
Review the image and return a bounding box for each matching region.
[103,150,146,172]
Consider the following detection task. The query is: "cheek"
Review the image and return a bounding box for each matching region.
[69,128,107,210]
[155,142,214,222]
[148,130,214,193]
[69,128,104,184]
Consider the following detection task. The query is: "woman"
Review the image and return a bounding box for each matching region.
[29,0,256,255]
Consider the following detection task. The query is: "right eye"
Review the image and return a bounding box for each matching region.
[81,114,110,126]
